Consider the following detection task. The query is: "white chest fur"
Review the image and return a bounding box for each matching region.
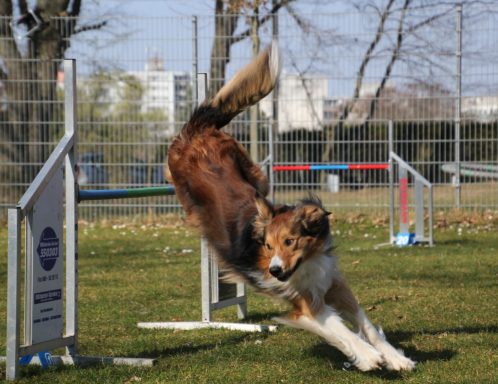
[289,253,337,304]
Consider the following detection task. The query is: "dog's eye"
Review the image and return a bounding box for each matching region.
[284,238,294,246]
[265,243,272,250]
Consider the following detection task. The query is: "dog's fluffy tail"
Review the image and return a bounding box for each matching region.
[184,41,280,136]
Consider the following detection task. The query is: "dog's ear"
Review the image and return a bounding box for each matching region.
[253,198,274,242]
[294,203,330,236]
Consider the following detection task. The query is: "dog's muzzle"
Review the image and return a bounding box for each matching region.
[269,258,302,282]
[269,265,285,280]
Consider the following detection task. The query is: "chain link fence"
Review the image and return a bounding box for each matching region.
[1,4,497,220]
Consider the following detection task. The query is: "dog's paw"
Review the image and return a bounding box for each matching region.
[376,343,416,371]
[350,340,384,371]
[383,351,416,372]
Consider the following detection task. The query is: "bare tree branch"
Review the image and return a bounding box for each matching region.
[348,0,396,118]
[284,3,310,33]
[320,0,396,165]
[366,0,412,123]
[0,0,22,64]
[289,54,325,131]
[74,20,107,34]
[230,0,293,45]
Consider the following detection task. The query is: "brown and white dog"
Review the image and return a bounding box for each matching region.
[167,42,415,372]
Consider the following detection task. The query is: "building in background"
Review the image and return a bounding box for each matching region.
[59,57,191,138]
[462,96,498,121]
[260,72,329,132]
[130,56,191,137]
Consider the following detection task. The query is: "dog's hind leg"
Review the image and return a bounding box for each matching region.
[233,141,269,196]
[325,278,416,371]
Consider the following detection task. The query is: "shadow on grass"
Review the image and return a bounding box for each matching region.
[307,324,498,376]
[433,238,480,246]
[135,324,494,368]
[389,325,498,342]
[309,342,455,380]
[135,332,259,359]
[243,311,285,324]
[7,333,258,381]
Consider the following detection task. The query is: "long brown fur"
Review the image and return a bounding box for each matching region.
[167,43,278,267]
[167,43,415,372]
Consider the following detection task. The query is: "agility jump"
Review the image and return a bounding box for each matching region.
[272,143,434,248]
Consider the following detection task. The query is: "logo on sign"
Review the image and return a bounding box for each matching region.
[37,227,59,271]
[396,232,415,247]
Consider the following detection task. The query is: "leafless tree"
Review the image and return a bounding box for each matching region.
[0,0,105,185]
[209,0,292,97]
[316,0,497,166]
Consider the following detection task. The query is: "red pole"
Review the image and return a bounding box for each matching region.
[272,165,311,171]
[399,177,409,228]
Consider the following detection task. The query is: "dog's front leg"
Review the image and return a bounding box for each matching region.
[275,305,384,372]
[355,309,416,371]
[325,278,416,371]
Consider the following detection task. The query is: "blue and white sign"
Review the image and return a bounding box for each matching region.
[37,227,60,271]
[395,232,416,247]
[27,168,64,344]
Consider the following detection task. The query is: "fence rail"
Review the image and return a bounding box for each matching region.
[1,4,497,220]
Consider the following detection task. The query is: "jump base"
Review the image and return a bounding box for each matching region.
[137,321,277,333]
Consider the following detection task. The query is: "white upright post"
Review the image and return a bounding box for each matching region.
[6,208,21,380]
[64,59,78,358]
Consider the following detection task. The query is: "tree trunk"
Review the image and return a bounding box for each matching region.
[209,0,240,97]
[0,0,84,189]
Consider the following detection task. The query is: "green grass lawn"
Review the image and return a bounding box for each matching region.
[0,217,497,383]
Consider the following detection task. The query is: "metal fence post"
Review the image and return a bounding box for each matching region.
[6,208,21,380]
[270,7,279,203]
[192,16,198,114]
[414,177,425,239]
[455,3,463,209]
[388,121,395,243]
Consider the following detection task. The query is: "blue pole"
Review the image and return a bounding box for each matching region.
[78,185,175,202]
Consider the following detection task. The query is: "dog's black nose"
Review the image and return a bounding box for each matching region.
[269,265,283,278]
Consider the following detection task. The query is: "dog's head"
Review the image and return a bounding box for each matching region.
[253,197,331,282]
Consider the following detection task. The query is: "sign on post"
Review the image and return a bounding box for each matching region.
[26,167,64,344]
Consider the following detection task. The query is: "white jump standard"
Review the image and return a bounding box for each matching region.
[4,60,156,381]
